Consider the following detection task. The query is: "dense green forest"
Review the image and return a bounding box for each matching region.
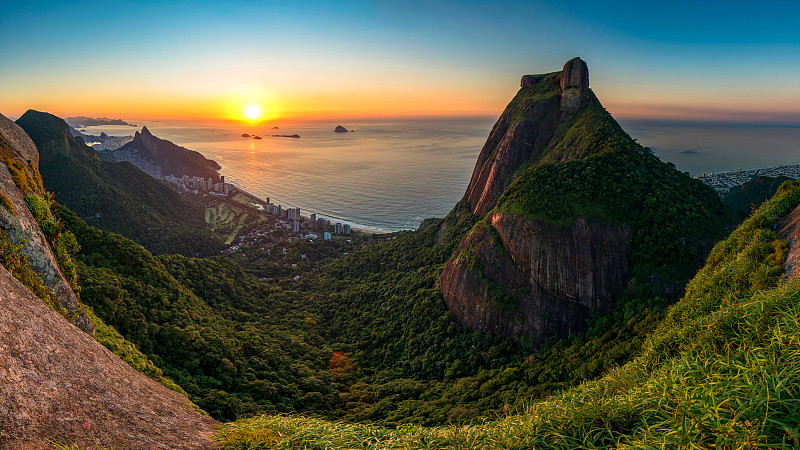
[215,179,800,449]
[721,174,792,216]
[64,193,685,424]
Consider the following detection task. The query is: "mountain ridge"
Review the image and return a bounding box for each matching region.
[16,110,223,256]
[101,126,221,182]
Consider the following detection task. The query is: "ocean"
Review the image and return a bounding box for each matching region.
[80,117,800,232]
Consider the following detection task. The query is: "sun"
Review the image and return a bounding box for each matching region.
[244,105,262,121]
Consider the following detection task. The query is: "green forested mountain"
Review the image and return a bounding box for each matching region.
[440,58,734,350]
[15,110,223,256]
[722,174,792,216]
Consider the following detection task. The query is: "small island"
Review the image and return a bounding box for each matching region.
[334,125,348,133]
[254,135,262,140]
[241,133,250,137]
[272,134,301,138]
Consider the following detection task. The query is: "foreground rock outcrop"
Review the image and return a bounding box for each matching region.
[0,113,92,332]
[0,265,218,449]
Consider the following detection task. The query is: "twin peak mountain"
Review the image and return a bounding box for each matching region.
[439,57,726,348]
[102,125,221,182]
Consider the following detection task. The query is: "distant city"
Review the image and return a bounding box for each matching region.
[161,173,352,240]
[696,163,800,193]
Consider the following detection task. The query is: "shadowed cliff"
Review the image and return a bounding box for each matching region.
[441,58,732,348]
[101,126,221,182]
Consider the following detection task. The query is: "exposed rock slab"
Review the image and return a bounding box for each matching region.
[464,73,563,217]
[779,202,800,280]
[0,265,219,449]
[440,212,633,346]
[0,114,39,167]
[560,57,589,114]
[0,113,92,332]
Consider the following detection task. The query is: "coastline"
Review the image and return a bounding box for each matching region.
[226,181,394,234]
[697,163,800,193]
[352,226,391,235]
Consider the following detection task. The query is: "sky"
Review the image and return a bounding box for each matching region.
[1,0,799,123]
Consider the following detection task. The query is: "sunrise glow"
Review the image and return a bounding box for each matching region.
[244,105,262,122]
[1,2,799,123]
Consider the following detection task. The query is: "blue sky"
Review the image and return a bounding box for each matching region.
[2,0,798,121]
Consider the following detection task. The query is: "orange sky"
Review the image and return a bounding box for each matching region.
[2,2,799,124]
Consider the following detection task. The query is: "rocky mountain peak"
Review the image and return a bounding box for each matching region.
[0,114,39,167]
[442,57,727,348]
[465,58,596,216]
[107,124,221,181]
[560,57,589,114]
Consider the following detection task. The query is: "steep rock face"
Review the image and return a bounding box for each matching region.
[560,57,589,114]
[0,265,218,449]
[492,212,632,307]
[440,212,632,345]
[464,57,591,217]
[0,114,39,166]
[0,114,93,333]
[440,58,728,346]
[464,72,562,217]
[779,201,800,280]
[103,126,221,181]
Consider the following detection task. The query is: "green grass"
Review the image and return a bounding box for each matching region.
[0,192,14,215]
[215,181,800,449]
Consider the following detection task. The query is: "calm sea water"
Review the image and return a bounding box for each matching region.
[83,117,495,232]
[82,117,800,231]
[619,119,800,176]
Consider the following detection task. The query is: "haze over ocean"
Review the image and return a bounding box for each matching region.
[80,117,800,232]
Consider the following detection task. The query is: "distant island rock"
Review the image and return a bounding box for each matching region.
[241,133,250,137]
[272,134,301,139]
[253,135,262,140]
[272,126,279,129]
[334,125,348,133]
[65,116,129,127]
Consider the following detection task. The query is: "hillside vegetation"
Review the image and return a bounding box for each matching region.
[214,180,800,449]
[495,101,729,288]
[722,175,792,217]
[16,110,223,256]
[65,195,688,425]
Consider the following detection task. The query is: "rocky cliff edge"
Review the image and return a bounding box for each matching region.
[0,113,92,332]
